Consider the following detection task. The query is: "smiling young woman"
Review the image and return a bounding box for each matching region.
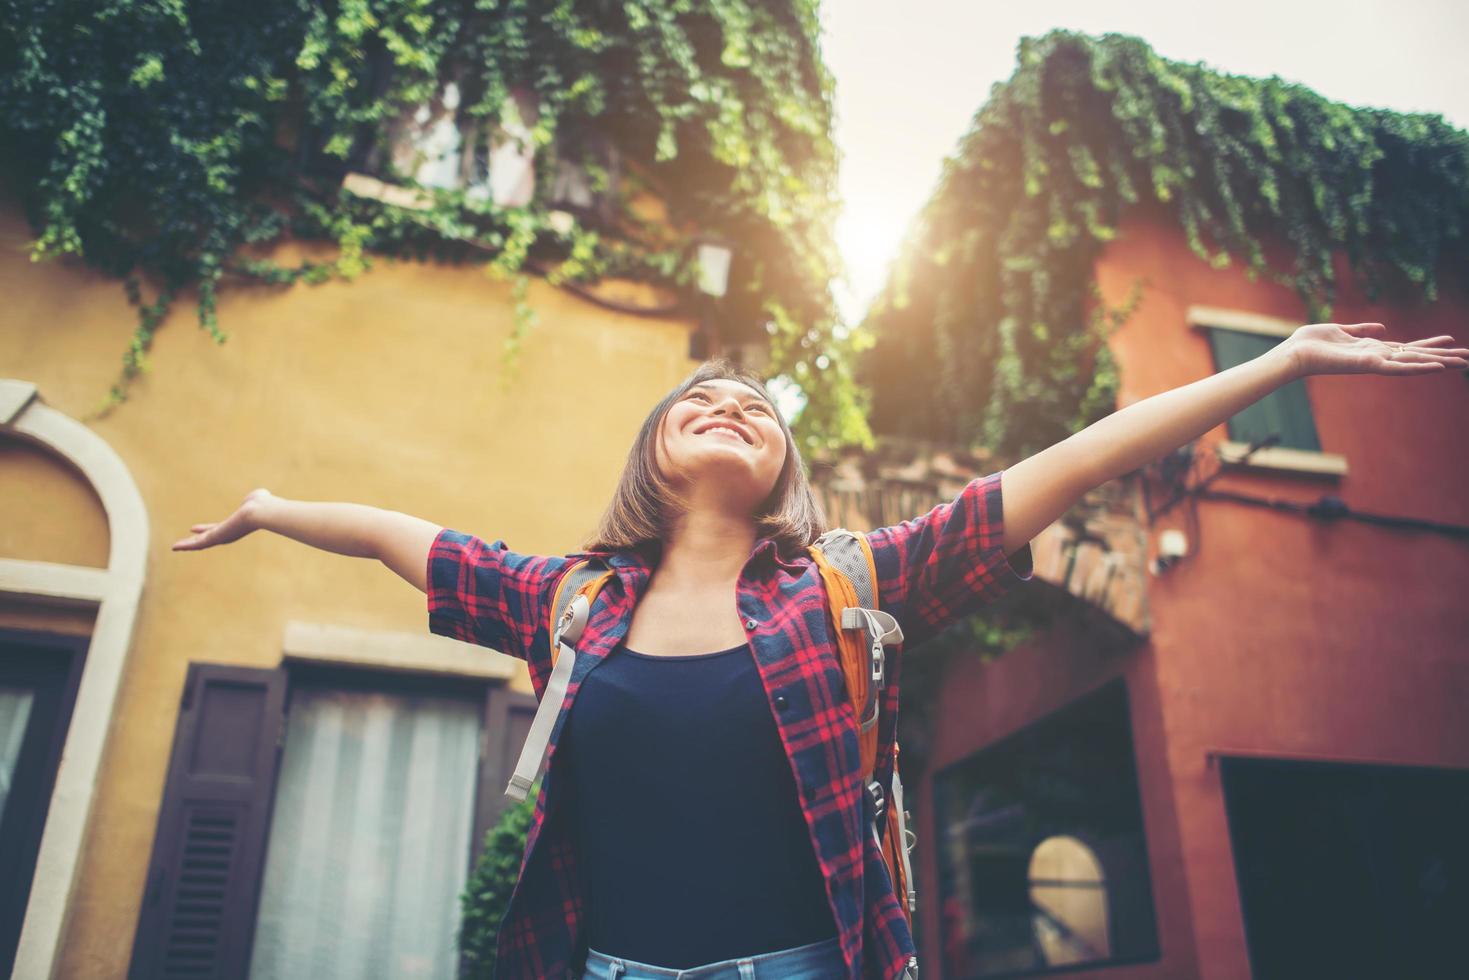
[174,325,1467,979]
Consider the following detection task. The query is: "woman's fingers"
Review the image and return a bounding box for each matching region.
[1392,339,1463,354]
[1390,346,1468,366]
[1339,325,1467,354]
[1379,350,1454,372]
[1386,348,1441,362]
[1342,324,1467,353]
[1379,334,1469,372]
[174,522,219,550]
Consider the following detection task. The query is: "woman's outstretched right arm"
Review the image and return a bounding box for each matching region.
[172,488,441,594]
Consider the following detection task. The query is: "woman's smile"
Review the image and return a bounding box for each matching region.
[699,424,750,443]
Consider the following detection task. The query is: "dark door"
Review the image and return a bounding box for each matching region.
[1222,755,1469,980]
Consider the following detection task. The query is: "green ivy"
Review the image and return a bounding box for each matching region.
[862,30,1469,460]
[457,782,537,977]
[0,0,869,455]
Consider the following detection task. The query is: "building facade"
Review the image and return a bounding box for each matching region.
[0,188,703,979]
[890,206,1469,979]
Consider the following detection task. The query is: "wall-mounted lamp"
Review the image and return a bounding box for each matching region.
[1149,528,1189,576]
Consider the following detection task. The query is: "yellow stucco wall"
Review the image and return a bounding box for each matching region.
[0,193,698,977]
[0,438,108,639]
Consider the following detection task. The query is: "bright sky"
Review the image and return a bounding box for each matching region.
[819,0,1469,326]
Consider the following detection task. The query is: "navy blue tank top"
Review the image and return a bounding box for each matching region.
[558,640,838,967]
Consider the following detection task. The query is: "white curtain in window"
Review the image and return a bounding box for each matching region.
[248,685,482,980]
[0,686,36,820]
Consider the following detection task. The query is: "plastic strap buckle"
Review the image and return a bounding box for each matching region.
[865,778,887,847]
[842,607,903,690]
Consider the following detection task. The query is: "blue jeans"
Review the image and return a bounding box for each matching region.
[580,936,845,979]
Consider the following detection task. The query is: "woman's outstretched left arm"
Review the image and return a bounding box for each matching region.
[999,322,1469,556]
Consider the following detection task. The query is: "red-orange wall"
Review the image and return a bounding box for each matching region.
[915,205,1469,979]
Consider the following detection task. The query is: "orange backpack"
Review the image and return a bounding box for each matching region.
[502,530,917,932]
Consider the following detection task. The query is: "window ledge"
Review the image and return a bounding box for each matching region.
[1215,440,1348,477]
[1187,305,1298,338]
[281,620,519,680]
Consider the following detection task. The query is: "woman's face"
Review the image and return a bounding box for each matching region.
[655,378,788,513]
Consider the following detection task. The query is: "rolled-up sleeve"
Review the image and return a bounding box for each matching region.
[426,528,570,670]
[864,469,1034,650]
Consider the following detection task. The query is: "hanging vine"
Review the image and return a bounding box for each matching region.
[863,29,1469,460]
[0,0,869,455]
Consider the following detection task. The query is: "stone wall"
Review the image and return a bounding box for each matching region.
[808,438,1151,640]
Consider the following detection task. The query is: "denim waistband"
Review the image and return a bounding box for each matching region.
[581,935,844,979]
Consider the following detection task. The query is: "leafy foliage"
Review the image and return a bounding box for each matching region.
[862,30,1469,460]
[0,0,868,453]
[457,783,536,977]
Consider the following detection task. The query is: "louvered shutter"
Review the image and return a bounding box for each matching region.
[129,663,286,979]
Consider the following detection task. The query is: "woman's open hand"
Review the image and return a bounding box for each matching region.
[172,488,274,552]
[1283,322,1469,378]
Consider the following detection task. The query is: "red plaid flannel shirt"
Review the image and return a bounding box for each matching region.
[427,470,1033,979]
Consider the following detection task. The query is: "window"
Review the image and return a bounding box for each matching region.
[1221,756,1469,979]
[380,82,538,208]
[0,631,84,977]
[931,680,1159,978]
[246,674,482,978]
[1188,306,1347,477]
[1203,327,1322,452]
[130,661,536,980]
[336,81,623,233]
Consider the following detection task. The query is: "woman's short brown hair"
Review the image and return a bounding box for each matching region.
[581,359,827,557]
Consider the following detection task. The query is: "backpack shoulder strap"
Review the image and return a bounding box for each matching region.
[811,530,918,921]
[814,528,877,607]
[505,557,615,802]
[810,528,903,734]
[549,558,615,666]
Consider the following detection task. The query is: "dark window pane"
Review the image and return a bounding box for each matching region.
[931,680,1159,978]
[1205,328,1322,452]
[1221,757,1469,980]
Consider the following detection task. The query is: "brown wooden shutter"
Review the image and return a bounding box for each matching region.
[130,663,286,980]
[469,684,538,867]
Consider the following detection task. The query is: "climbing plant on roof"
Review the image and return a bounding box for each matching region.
[0,0,869,455]
[862,29,1469,461]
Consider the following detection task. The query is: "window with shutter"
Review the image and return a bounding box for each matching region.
[132,659,535,979]
[1204,327,1323,452]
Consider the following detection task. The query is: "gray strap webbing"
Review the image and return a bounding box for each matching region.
[892,766,917,913]
[504,561,607,802]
